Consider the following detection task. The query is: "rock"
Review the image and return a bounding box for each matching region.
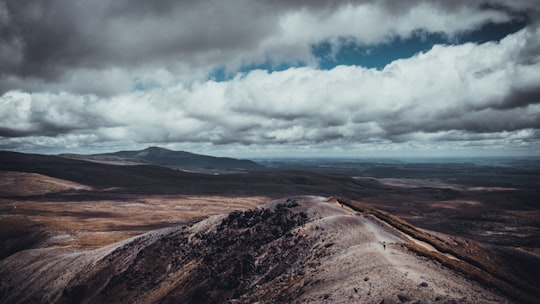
[419,281,429,287]
[398,293,412,302]
[380,298,398,304]
[414,301,433,304]
[364,277,370,281]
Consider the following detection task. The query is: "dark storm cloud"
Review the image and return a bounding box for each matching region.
[497,86,540,110]
[0,0,277,93]
[1,1,96,76]
[1,0,535,94]
[0,127,33,138]
[420,107,540,134]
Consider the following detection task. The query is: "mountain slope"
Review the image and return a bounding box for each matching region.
[0,197,514,304]
[0,150,196,190]
[71,146,266,172]
[0,150,385,196]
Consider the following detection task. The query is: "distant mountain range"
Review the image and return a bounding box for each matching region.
[0,149,382,195]
[61,146,266,173]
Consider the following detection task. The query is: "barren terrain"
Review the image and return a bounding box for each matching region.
[0,171,266,252]
[0,151,539,303]
[0,196,513,303]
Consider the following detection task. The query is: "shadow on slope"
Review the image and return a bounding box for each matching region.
[0,216,47,260]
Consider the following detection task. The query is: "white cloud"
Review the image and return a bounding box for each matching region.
[0,0,539,155]
[1,26,538,155]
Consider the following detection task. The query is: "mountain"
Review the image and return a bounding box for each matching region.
[62,146,266,173]
[0,150,198,190]
[0,150,385,196]
[1,150,539,303]
[0,196,524,304]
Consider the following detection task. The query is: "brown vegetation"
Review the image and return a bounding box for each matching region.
[1,151,539,303]
[334,196,539,304]
[1,196,512,304]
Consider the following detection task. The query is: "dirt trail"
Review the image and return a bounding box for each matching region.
[330,197,459,260]
[295,197,508,303]
[367,213,460,261]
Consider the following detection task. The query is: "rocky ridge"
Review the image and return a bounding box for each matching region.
[0,196,512,303]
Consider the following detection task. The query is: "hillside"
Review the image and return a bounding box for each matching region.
[1,150,539,303]
[0,197,515,304]
[61,146,266,172]
[0,150,386,196]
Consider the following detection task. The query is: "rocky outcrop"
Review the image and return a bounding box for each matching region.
[58,199,311,304]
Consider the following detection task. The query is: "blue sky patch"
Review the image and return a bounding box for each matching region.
[209,19,528,80]
[313,19,528,70]
[208,61,307,82]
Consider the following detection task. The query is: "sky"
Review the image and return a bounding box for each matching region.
[0,0,539,158]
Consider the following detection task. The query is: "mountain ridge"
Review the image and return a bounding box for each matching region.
[0,196,518,304]
[60,146,266,173]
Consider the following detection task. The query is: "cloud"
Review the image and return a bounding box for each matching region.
[0,0,536,96]
[1,24,539,155]
[0,0,539,155]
